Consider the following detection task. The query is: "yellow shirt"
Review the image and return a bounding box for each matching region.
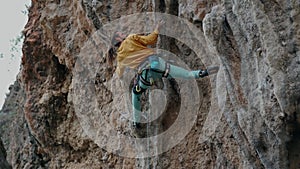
[116,30,159,77]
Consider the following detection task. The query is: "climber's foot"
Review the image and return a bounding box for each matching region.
[132,122,141,129]
[199,66,219,77]
[131,122,146,138]
[199,69,209,77]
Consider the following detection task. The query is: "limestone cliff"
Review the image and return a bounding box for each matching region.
[0,138,11,169]
[0,0,299,168]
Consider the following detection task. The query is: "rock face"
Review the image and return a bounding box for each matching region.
[0,0,299,168]
[0,138,11,169]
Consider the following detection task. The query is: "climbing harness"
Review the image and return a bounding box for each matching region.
[136,55,171,87]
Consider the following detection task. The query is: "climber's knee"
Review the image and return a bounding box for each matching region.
[150,60,160,70]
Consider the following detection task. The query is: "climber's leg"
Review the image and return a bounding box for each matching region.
[150,57,208,79]
[131,84,146,128]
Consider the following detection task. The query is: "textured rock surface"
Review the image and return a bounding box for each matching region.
[0,137,11,169]
[0,0,299,168]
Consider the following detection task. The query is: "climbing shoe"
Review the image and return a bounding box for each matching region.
[132,122,142,129]
[131,122,147,138]
[199,66,219,77]
[199,69,209,77]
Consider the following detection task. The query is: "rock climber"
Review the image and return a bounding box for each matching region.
[106,21,218,130]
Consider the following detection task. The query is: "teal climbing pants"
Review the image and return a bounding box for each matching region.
[132,55,200,123]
